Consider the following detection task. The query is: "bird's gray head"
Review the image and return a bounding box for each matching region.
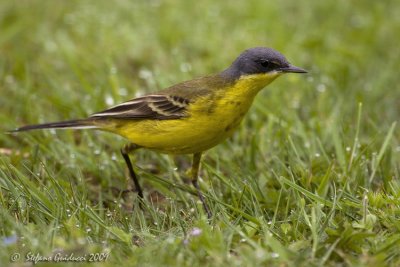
[221,47,307,80]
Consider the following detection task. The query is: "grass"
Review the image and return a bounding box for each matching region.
[1,0,400,266]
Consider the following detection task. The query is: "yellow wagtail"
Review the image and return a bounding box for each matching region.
[11,47,307,218]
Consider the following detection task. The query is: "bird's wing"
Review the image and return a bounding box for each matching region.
[90,94,190,120]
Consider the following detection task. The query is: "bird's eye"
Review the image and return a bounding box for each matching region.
[260,60,280,71]
[260,60,270,68]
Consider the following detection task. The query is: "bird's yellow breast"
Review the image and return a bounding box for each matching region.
[110,72,280,154]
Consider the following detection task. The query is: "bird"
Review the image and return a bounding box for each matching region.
[10,47,307,218]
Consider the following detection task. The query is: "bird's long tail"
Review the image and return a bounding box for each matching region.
[9,119,98,133]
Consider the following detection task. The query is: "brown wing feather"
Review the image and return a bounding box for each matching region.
[90,95,189,120]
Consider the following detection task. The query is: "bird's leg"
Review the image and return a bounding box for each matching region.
[191,152,212,219]
[121,143,143,199]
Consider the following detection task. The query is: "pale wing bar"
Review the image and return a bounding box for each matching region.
[90,95,189,120]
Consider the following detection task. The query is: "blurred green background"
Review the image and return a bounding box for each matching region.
[1,0,399,266]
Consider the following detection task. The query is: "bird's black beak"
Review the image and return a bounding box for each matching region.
[280,65,308,73]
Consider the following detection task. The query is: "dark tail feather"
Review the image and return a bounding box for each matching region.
[8,119,97,133]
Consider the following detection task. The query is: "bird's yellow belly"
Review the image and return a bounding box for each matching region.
[114,105,248,154]
[111,95,253,154]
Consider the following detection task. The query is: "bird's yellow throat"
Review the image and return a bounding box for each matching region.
[228,71,281,98]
